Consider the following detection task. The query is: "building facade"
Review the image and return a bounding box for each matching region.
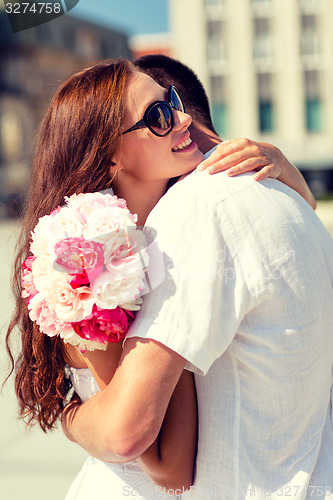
[0,10,131,216]
[130,33,171,60]
[170,0,333,193]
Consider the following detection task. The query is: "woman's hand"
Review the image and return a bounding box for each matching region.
[196,138,316,209]
[196,138,285,179]
[62,342,198,492]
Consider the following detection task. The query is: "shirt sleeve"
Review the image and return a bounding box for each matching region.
[126,185,251,376]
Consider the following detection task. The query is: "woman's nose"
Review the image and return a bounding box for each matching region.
[173,109,192,131]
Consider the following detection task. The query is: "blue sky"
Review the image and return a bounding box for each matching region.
[70,0,169,36]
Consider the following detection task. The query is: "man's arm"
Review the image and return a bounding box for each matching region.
[63,338,186,463]
[63,176,244,468]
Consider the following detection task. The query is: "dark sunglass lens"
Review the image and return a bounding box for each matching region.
[169,87,185,113]
[147,104,172,135]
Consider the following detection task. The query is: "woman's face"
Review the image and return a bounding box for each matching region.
[116,72,203,186]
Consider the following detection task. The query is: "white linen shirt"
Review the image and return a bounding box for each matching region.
[127,169,333,499]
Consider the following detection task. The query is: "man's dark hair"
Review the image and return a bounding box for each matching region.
[134,54,217,135]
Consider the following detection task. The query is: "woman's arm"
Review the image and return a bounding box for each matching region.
[137,370,197,492]
[196,138,316,209]
[63,342,198,491]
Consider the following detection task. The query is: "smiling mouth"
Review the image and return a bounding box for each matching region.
[172,138,192,152]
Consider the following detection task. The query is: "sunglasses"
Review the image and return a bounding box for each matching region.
[122,85,186,137]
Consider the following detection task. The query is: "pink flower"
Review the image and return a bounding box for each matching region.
[21,256,38,302]
[72,305,134,344]
[50,206,61,217]
[54,237,104,283]
[28,294,68,337]
[69,271,90,288]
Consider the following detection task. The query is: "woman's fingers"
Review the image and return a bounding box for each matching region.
[211,156,265,175]
[196,138,283,180]
[252,164,279,181]
[195,139,247,171]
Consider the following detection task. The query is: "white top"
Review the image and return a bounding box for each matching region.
[66,367,180,499]
[127,170,333,498]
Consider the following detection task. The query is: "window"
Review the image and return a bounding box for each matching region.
[251,0,271,5]
[305,99,322,132]
[212,103,228,137]
[251,0,272,15]
[304,71,322,132]
[207,21,227,62]
[210,76,228,136]
[258,72,273,101]
[298,0,320,13]
[259,102,274,133]
[257,73,275,133]
[253,18,273,60]
[300,15,320,56]
[205,0,225,7]
[75,30,99,59]
[304,70,320,97]
[0,112,23,162]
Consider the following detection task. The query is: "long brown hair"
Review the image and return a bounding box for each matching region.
[5,59,135,432]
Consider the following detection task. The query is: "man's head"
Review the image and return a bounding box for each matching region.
[133,55,218,140]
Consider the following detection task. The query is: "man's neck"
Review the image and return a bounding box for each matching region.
[189,123,221,155]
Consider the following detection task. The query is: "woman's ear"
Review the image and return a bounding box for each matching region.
[109,155,121,177]
[109,160,117,176]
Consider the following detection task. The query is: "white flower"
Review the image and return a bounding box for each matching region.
[32,254,57,295]
[47,207,83,256]
[91,268,145,311]
[91,228,148,310]
[47,273,94,322]
[103,228,148,276]
[30,215,52,257]
[61,328,109,352]
[83,208,136,243]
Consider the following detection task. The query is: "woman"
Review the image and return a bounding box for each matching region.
[5,60,315,499]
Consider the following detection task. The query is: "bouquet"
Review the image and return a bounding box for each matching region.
[21,192,148,351]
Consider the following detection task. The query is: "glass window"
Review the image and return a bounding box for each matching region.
[303,71,322,132]
[210,75,226,103]
[257,73,274,133]
[305,98,322,132]
[205,0,225,6]
[75,30,99,59]
[251,0,272,15]
[253,18,273,59]
[298,0,320,13]
[210,76,228,136]
[251,0,271,6]
[212,103,228,137]
[207,21,227,62]
[304,70,320,97]
[300,15,320,56]
[0,112,23,162]
[259,102,274,133]
[258,73,273,101]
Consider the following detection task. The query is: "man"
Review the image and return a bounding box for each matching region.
[134,55,315,208]
[63,56,332,498]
